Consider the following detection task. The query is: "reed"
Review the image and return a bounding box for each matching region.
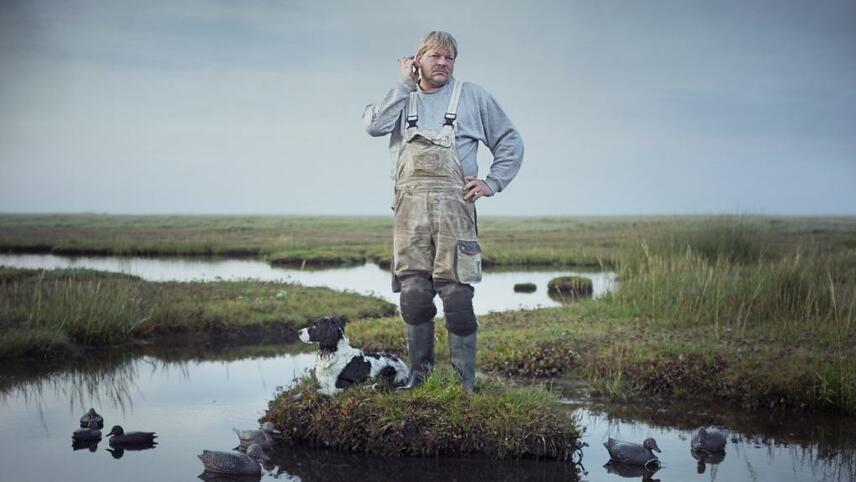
[0,270,150,348]
[614,241,855,339]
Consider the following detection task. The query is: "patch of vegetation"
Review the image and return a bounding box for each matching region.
[263,369,581,459]
[547,276,593,300]
[513,282,537,293]
[0,267,395,359]
[484,338,576,378]
[268,246,368,267]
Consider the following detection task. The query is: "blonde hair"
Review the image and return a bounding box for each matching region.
[416,31,458,60]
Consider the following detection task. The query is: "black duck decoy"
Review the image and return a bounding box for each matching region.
[79,408,104,429]
[603,437,662,468]
[105,425,157,446]
[691,426,727,453]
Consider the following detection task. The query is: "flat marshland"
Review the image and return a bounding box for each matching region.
[9,213,849,266]
[1,214,855,413]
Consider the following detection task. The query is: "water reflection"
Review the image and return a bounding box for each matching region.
[72,439,101,452]
[106,443,157,459]
[199,472,263,482]
[266,445,581,481]
[690,449,725,474]
[603,461,660,480]
[0,344,310,408]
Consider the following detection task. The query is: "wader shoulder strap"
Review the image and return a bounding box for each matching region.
[443,80,464,127]
[406,92,418,130]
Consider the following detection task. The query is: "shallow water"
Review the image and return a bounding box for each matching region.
[0,347,853,482]
[0,253,616,315]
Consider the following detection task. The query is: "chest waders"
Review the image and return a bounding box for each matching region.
[393,80,478,392]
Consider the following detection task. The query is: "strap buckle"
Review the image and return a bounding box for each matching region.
[443,113,457,126]
[406,115,418,129]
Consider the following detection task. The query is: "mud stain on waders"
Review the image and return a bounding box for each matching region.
[391,81,482,291]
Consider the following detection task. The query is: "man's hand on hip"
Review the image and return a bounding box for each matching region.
[463,176,494,203]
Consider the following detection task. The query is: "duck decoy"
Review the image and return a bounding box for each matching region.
[72,419,102,442]
[198,443,267,476]
[233,421,280,449]
[105,425,157,446]
[691,426,727,453]
[79,408,104,429]
[603,437,662,468]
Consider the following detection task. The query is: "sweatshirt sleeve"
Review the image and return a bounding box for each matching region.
[478,89,524,194]
[362,80,417,137]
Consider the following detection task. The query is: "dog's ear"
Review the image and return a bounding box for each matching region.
[333,316,346,332]
[321,315,346,333]
[317,317,344,353]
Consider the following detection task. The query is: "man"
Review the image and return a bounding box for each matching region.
[362,31,523,392]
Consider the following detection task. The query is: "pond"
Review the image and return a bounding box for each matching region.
[0,346,852,482]
[0,253,617,315]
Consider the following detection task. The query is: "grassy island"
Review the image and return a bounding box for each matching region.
[263,369,581,459]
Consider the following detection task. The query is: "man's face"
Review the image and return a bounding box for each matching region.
[418,48,455,89]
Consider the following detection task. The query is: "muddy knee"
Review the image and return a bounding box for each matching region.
[399,272,437,325]
[435,280,477,336]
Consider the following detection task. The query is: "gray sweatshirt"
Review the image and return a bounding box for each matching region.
[362,77,523,195]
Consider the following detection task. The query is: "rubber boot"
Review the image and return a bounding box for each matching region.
[448,331,477,392]
[398,321,435,390]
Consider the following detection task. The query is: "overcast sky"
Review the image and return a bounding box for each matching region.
[1,0,854,216]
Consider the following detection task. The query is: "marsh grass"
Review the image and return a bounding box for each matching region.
[616,247,854,334]
[0,268,396,358]
[263,368,581,459]
[0,270,150,356]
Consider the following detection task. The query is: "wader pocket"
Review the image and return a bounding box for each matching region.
[412,152,444,176]
[455,240,482,283]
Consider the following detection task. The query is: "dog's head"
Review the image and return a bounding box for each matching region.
[298,316,346,354]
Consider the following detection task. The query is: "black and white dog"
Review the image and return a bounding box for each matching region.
[298,316,409,396]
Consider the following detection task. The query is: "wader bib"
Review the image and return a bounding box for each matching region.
[392,81,482,286]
